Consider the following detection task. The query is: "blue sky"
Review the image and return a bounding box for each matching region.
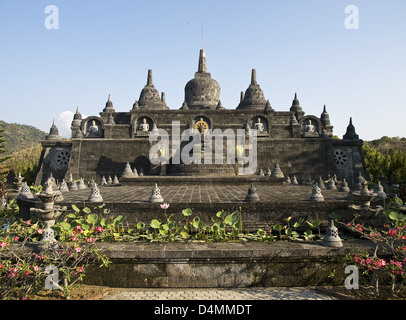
[1,0,405,140]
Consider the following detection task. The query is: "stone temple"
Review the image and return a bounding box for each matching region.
[35,49,367,187]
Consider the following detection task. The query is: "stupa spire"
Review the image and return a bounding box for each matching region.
[251,69,257,85]
[147,69,153,86]
[198,49,207,73]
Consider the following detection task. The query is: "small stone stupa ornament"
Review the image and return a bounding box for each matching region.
[285,176,291,184]
[69,179,78,191]
[309,185,325,202]
[270,163,284,178]
[265,168,271,177]
[339,178,350,192]
[59,179,69,192]
[88,178,96,189]
[100,176,108,186]
[257,168,264,176]
[107,176,113,185]
[121,162,135,179]
[373,181,387,201]
[327,178,337,190]
[245,183,260,202]
[317,177,326,189]
[291,175,298,185]
[322,220,343,247]
[148,183,164,203]
[17,182,34,200]
[113,175,120,185]
[133,168,139,177]
[78,178,87,190]
[88,184,103,202]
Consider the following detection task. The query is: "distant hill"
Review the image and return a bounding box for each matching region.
[364,136,406,153]
[0,120,47,155]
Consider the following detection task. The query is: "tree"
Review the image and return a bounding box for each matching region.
[0,122,11,198]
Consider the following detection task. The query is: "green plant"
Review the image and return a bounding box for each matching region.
[304,218,323,240]
[0,207,110,300]
[343,206,406,298]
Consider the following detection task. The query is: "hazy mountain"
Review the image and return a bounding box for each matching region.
[0,120,47,155]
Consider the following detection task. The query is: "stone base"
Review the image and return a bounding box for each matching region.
[85,241,374,288]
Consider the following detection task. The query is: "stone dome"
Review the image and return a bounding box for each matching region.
[184,49,221,110]
[290,93,303,113]
[237,69,267,110]
[138,70,169,110]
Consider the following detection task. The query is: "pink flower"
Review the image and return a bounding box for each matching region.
[72,236,78,241]
[14,236,19,241]
[388,229,396,237]
[86,237,95,243]
[160,203,170,210]
[78,266,84,273]
[0,241,7,248]
[26,220,31,226]
[94,226,103,233]
[74,247,81,253]
[37,228,43,234]
[33,266,39,271]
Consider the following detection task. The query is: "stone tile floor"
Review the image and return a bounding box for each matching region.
[102,287,338,300]
[62,184,347,204]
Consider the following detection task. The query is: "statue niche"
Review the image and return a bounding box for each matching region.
[251,116,268,135]
[135,117,154,137]
[84,118,103,138]
[301,117,320,138]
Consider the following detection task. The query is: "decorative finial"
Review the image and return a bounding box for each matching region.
[251,69,257,85]
[147,69,153,86]
[198,49,207,73]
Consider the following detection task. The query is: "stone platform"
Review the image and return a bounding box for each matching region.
[85,240,375,288]
[20,183,362,232]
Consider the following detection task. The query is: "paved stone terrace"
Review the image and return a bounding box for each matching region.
[61,184,348,204]
[102,287,338,300]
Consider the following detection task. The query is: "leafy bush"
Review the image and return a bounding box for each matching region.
[343,198,406,298]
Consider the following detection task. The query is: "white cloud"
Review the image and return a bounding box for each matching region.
[57,110,87,138]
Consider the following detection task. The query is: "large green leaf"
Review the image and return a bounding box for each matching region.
[83,207,92,214]
[113,215,126,226]
[150,219,161,229]
[86,214,99,225]
[193,217,201,229]
[216,210,226,218]
[60,222,71,231]
[389,211,406,222]
[72,204,80,213]
[273,224,282,232]
[182,208,193,217]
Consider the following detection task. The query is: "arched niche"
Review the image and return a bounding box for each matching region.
[300,116,321,138]
[251,115,269,135]
[192,115,211,133]
[84,117,103,138]
[134,116,155,137]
